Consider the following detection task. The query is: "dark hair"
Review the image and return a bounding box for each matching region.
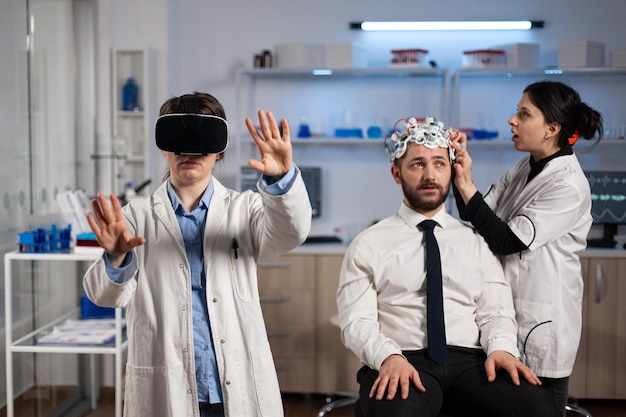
[159,91,226,120]
[523,81,603,148]
[159,92,227,181]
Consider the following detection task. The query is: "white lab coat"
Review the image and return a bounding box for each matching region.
[83,175,311,417]
[484,153,591,378]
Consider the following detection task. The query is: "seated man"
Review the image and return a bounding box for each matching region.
[336,117,561,417]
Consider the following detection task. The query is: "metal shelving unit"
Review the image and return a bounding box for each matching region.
[234,66,451,190]
[4,249,126,417]
[452,66,626,137]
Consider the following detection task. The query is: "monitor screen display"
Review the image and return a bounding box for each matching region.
[240,166,321,218]
[584,171,626,225]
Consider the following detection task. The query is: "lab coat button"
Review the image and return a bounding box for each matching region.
[183,347,189,353]
[225,380,231,385]
[179,263,184,268]
[182,305,187,311]
[220,338,226,344]
[212,298,218,303]
[187,389,192,394]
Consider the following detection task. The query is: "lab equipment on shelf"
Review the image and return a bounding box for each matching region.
[18,224,72,253]
[122,77,139,111]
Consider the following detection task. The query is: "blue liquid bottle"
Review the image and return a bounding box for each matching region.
[122,77,139,111]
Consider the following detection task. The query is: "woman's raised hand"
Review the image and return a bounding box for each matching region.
[245,109,293,178]
[87,194,145,265]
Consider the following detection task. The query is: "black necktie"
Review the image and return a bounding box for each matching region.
[418,220,448,364]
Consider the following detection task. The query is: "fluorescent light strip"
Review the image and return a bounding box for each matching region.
[352,20,543,31]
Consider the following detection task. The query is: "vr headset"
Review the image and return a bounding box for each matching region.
[155,94,229,155]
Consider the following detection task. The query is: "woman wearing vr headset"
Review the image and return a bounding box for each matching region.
[83,92,312,417]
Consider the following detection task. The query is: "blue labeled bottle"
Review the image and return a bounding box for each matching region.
[122,77,139,111]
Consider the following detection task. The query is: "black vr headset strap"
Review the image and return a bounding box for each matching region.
[181,94,199,114]
[179,94,203,153]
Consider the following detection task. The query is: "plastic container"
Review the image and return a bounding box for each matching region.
[122,77,139,111]
[462,49,506,68]
[335,128,363,138]
[18,224,72,253]
[81,292,115,319]
[390,49,429,67]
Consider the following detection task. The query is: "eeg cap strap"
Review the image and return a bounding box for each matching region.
[155,94,229,155]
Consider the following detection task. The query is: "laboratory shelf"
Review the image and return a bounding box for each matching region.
[4,248,125,417]
[237,66,449,80]
[453,66,626,78]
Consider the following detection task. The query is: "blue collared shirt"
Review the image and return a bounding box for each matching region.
[104,165,298,403]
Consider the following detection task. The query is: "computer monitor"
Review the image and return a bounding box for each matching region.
[240,166,321,218]
[584,170,626,246]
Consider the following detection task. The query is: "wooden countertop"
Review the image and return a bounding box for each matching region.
[290,244,626,258]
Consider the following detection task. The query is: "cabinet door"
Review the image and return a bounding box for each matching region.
[583,258,626,399]
[315,255,362,394]
[568,258,588,398]
[257,255,317,393]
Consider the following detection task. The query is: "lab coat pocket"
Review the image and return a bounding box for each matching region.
[230,243,260,303]
[251,346,282,416]
[124,363,171,417]
[514,298,554,367]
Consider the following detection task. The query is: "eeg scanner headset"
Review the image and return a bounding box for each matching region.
[155,94,229,155]
[384,116,456,162]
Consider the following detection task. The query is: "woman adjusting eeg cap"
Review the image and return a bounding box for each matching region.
[384,116,456,162]
[155,94,229,155]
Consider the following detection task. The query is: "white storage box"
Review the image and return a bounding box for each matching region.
[324,43,367,69]
[558,41,605,67]
[275,43,324,68]
[609,50,626,67]
[496,43,539,69]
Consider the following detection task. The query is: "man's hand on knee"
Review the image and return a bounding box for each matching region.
[370,354,426,401]
[484,351,542,386]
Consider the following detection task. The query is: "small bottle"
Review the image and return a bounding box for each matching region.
[262,50,272,68]
[254,54,263,68]
[122,77,139,111]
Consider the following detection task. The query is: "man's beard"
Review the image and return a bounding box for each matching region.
[401,177,450,212]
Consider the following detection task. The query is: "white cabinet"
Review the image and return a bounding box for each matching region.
[4,250,126,417]
[110,48,150,196]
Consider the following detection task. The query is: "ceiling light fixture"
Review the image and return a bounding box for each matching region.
[350,20,544,31]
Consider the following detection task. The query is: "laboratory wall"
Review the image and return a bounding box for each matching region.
[96,0,626,237]
[1,0,625,404]
[1,0,92,409]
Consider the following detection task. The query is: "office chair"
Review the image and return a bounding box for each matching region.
[318,397,458,417]
[316,394,358,417]
[319,397,593,417]
[565,398,592,417]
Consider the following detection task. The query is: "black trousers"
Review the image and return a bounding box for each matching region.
[357,347,562,417]
[198,402,224,417]
[539,376,570,417]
